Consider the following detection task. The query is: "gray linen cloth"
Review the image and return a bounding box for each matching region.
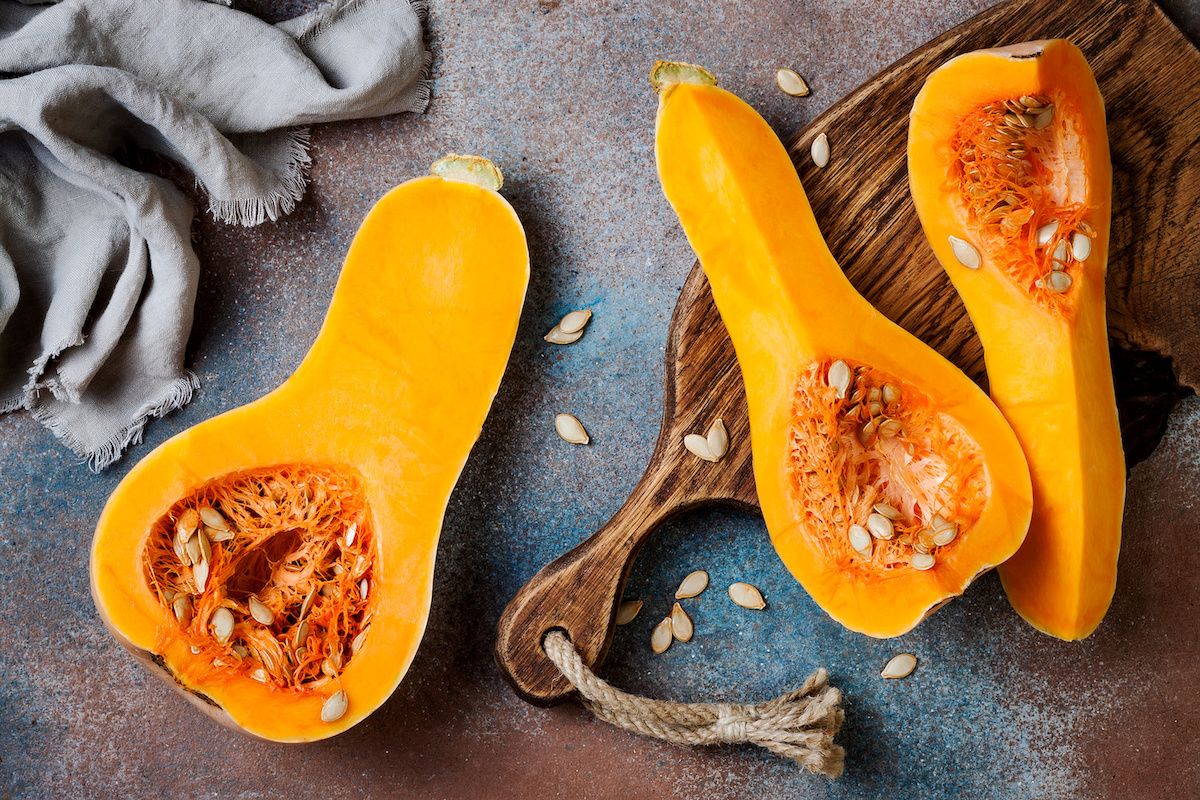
[0,0,430,469]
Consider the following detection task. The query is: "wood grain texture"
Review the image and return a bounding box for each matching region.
[496,0,1200,705]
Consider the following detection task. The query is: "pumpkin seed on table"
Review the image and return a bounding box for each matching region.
[774,67,810,97]
[670,602,694,642]
[615,599,643,625]
[554,413,590,445]
[881,652,918,679]
[728,582,766,610]
[650,617,674,653]
[675,569,709,599]
[810,132,830,168]
[544,308,592,344]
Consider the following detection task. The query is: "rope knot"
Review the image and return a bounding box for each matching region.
[541,630,845,777]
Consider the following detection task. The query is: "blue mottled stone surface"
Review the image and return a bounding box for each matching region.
[1,1,1198,798]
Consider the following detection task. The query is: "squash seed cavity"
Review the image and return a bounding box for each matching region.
[952,92,1094,310]
[143,465,377,692]
[787,359,987,573]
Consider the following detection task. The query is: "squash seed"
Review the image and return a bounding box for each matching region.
[197,529,212,564]
[176,508,200,540]
[559,309,592,335]
[1036,220,1059,247]
[881,652,918,679]
[198,505,229,532]
[1052,239,1069,263]
[706,418,729,460]
[193,559,209,593]
[359,578,369,601]
[554,413,590,445]
[810,132,830,168]
[827,360,851,399]
[670,602,694,642]
[251,667,269,683]
[866,513,894,540]
[774,67,810,97]
[948,236,982,269]
[172,594,192,625]
[351,626,369,655]
[174,534,191,566]
[232,644,249,659]
[932,525,958,547]
[321,689,348,723]
[344,522,357,547]
[878,418,902,438]
[1048,271,1073,293]
[294,620,310,649]
[300,586,316,620]
[848,524,873,557]
[873,502,901,520]
[544,325,584,345]
[206,526,234,543]
[675,570,710,599]
[322,659,338,679]
[881,383,900,406]
[211,607,234,643]
[185,534,202,565]
[651,617,674,653]
[248,595,274,626]
[615,599,643,625]
[1071,231,1092,261]
[911,552,936,571]
[684,433,718,462]
[728,582,766,610]
[1033,105,1054,130]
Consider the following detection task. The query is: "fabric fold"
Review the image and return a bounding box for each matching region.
[0,0,430,469]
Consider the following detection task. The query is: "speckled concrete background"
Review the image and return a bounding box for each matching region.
[2,1,1199,798]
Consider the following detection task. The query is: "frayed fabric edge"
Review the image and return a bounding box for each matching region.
[206,127,312,227]
[299,0,430,44]
[28,371,200,472]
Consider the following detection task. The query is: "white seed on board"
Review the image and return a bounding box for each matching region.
[1036,220,1059,247]
[554,413,590,445]
[615,599,644,625]
[948,236,982,269]
[810,132,830,168]
[728,582,766,610]
[211,607,234,643]
[881,652,918,679]
[651,617,674,654]
[344,522,357,548]
[848,524,873,557]
[544,325,584,345]
[670,602,694,642]
[559,309,592,335]
[684,433,718,462]
[873,502,901,521]
[775,67,810,97]
[1071,231,1092,261]
[193,559,209,593]
[866,513,895,540]
[932,525,958,547]
[248,596,274,626]
[172,594,192,625]
[827,360,851,399]
[706,418,729,460]
[675,570,710,599]
[911,552,936,571]
[1048,271,1073,293]
[321,689,349,723]
[198,505,229,532]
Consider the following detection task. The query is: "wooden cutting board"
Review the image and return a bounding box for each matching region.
[496,0,1200,705]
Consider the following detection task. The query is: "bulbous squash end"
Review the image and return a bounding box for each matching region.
[430,153,504,191]
[650,60,717,92]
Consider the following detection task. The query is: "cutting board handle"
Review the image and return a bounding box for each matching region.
[494,453,687,705]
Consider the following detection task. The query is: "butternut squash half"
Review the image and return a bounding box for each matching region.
[653,63,1032,637]
[908,41,1124,640]
[90,155,529,740]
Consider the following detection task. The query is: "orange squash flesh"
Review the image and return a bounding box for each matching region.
[908,41,1124,640]
[90,156,529,740]
[653,64,1032,637]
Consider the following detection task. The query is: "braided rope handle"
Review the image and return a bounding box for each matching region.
[542,630,845,777]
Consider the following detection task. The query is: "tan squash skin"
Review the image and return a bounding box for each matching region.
[654,64,1032,638]
[90,156,528,741]
[909,41,1124,640]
